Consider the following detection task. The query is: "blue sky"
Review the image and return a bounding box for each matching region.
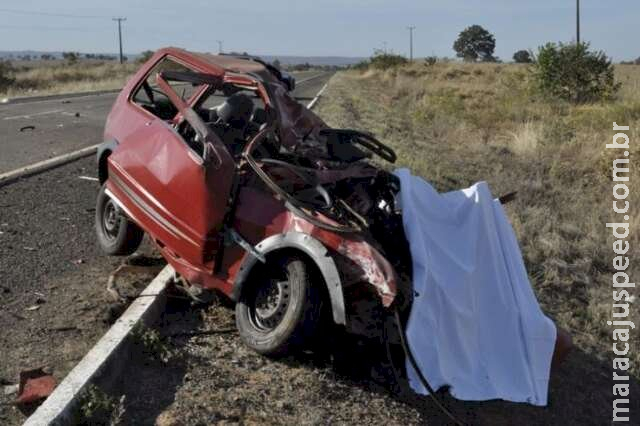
[0,1,637,61]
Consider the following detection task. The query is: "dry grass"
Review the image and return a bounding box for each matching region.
[316,62,640,379]
[0,60,137,98]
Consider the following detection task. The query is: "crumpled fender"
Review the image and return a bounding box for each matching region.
[231,231,346,325]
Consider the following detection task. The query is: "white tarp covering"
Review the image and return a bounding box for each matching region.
[394,169,557,406]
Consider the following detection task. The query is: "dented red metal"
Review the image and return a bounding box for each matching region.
[101,48,403,332]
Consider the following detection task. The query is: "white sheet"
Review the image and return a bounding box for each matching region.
[394,169,556,406]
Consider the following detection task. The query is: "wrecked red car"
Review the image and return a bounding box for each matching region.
[95,48,411,354]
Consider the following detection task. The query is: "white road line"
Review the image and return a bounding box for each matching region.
[3,109,65,120]
[78,175,99,182]
[0,144,100,186]
[296,72,327,85]
[0,90,121,108]
[307,83,328,110]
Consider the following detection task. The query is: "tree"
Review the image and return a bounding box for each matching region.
[513,50,532,63]
[453,25,496,62]
[272,58,281,69]
[62,51,79,63]
[532,42,620,103]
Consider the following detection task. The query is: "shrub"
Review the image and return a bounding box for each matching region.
[62,51,79,63]
[352,50,408,71]
[0,60,15,92]
[513,50,532,63]
[532,42,620,103]
[424,56,437,66]
[369,49,408,70]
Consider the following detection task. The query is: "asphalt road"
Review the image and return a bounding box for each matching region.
[0,71,330,174]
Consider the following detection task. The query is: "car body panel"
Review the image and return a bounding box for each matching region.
[101,47,401,332]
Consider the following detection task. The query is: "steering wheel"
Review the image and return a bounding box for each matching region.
[258,158,332,210]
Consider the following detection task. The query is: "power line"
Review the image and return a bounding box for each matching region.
[0,25,105,32]
[0,7,108,19]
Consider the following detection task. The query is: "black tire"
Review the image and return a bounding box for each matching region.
[95,183,144,256]
[235,255,323,356]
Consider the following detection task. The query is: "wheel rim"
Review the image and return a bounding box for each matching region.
[249,274,290,331]
[102,198,121,241]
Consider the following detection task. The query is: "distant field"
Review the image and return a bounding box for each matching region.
[315,62,639,423]
[0,59,138,98]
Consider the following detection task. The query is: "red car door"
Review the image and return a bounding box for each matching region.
[107,66,234,273]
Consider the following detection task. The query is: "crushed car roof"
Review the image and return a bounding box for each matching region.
[157,47,269,76]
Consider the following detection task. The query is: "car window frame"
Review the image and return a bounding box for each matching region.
[128,54,209,122]
[126,55,222,164]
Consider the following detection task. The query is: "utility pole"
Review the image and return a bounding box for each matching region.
[407,26,416,62]
[576,0,580,44]
[112,17,126,64]
[216,40,223,54]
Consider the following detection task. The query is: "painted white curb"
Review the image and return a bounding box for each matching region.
[23,266,175,426]
[0,144,100,187]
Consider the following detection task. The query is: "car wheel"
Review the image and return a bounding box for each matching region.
[95,183,144,255]
[235,255,323,356]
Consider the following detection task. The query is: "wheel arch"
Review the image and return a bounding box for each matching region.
[97,139,119,184]
[231,232,346,326]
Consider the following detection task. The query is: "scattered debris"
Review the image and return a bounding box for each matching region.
[75,112,81,117]
[15,368,56,406]
[19,125,36,132]
[23,246,36,251]
[107,255,165,296]
[3,384,19,396]
[1,97,8,104]
[78,175,99,182]
[48,326,77,332]
[25,305,40,311]
[72,258,85,265]
[61,100,71,104]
